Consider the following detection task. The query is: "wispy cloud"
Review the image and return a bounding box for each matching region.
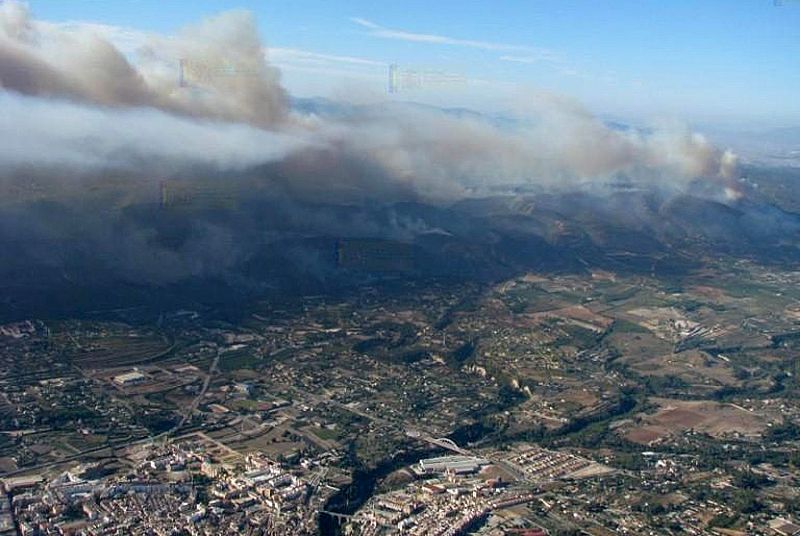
[270,47,386,68]
[351,17,549,54]
[499,53,559,64]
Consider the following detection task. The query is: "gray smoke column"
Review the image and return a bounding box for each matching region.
[307,99,740,201]
[136,9,288,127]
[0,1,288,128]
[0,1,761,290]
[0,0,740,199]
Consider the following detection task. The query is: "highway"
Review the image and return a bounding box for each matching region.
[406,430,527,481]
[172,346,221,433]
[289,386,529,483]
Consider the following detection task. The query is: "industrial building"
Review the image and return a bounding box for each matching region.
[415,455,489,476]
[112,371,147,387]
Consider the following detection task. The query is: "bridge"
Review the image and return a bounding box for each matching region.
[318,510,393,528]
[318,510,353,523]
[406,429,527,481]
[405,430,473,456]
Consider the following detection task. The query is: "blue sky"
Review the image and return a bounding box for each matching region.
[26,0,800,127]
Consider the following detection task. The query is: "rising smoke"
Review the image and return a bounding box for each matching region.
[0,0,738,194]
[2,0,780,295]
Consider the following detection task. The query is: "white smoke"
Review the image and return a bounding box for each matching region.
[0,2,288,127]
[305,99,740,200]
[0,92,308,173]
[0,0,739,200]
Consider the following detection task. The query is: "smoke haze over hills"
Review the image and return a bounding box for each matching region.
[0,1,797,316]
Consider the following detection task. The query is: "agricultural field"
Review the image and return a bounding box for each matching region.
[616,398,775,445]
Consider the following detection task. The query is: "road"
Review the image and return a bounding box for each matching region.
[406,429,527,481]
[292,386,530,482]
[0,432,158,478]
[287,385,393,428]
[172,347,221,433]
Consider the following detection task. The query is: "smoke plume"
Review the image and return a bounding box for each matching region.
[0,2,288,127]
[3,0,785,299]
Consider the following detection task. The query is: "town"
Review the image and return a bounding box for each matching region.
[1,257,799,535]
